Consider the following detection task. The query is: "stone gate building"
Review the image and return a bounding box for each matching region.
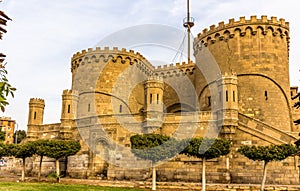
[26,15,300,184]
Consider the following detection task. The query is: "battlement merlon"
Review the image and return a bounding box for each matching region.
[194,15,290,45]
[71,46,155,73]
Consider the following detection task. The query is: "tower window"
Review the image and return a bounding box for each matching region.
[88,104,91,112]
[34,112,37,120]
[150,94,153,104]
[157,94,159,104]
[119,105,123,113]
[208,96,211,106]
[233,91,236,102]
[67,104,71,113]
[265,91,268,100]
[226,91,229,102]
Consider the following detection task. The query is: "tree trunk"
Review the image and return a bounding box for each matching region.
[152,164,156,191]
[261,161,268,191]
[21,157,25,182]
[56,159,60,183]
[38,155,43,182]
[202,157,206,191]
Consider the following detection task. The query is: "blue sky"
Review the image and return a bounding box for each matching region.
[1,0,300,130]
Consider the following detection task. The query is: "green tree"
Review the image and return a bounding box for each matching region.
[238,144,298,191]
[0,65,16,112]
[11,142,36,181]
[0,130,5,142]
[180,138,231,191]
[2,143,15,156]
[130,134,182,191]
[0,7,15,112]
[45,140,81,182]
[0,142,8,158]
[33,139,51,181]
[13,130,26,144]
[292,93,300,125]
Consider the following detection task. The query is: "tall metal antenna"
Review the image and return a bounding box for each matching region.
[183,0,194,64]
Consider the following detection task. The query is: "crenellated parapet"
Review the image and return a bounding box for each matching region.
[71,47,154,76]
[29,98,45,109]
[144,76,164,90]
[153,61,196,78]
[62,89,76,95]
[216,72,238,86]
[194,15,290,49]
[62,89,79,100]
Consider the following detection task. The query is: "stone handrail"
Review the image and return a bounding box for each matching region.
[238,113,297,144]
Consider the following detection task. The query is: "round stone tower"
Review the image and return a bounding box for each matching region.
[194,15,292,131]
[70,47,154,118]
[60,89,78,140]
[27,98,45,140]
[143,76,164,132]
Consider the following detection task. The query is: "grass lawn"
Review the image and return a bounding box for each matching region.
[0,182,146,191]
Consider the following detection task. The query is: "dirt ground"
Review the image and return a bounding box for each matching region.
[0,170,20,182]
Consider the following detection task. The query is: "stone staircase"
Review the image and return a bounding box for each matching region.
[238,113,297,144]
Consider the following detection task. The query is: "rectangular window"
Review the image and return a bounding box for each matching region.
[265,91,268,100]
[208,96,211,106]
[34,112,37,120]
[150,94,153,104]
[67,104,71,113]
[119,105,123,113]
[233,91,236,102]
[226,91,229,102]
[88,104,91,112]
[157,94,159,104]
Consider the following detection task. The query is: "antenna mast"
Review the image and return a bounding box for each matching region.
[183,0,194,64]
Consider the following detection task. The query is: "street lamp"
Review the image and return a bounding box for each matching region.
[14,122,18,144]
